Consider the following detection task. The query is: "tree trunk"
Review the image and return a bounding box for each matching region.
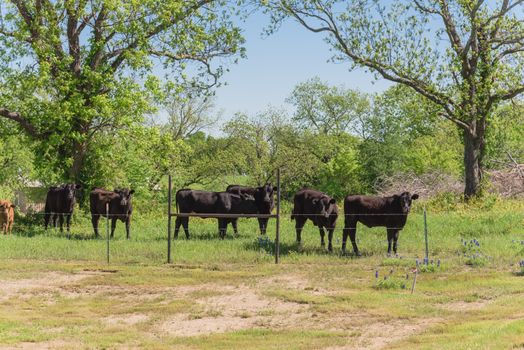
[69,140,88,184]
[463,127,483,199]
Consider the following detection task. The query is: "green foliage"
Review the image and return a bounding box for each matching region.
[358,85,461,189]
[373,269,410,290]
[485,102,524,166]
[287,76,370,135]
[262,0,524,197]
[0,0,244,186]
[0,127,34,198]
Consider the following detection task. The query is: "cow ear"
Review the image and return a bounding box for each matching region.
[272,186,277,192]
[329,198,336,204]
[75,184,82,189]
[411,194,419,200]
[10,204,16,208]
[129,189,135,195]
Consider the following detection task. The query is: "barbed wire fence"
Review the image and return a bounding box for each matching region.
[4,168,523,266]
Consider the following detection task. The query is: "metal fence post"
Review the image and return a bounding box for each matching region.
[424,206,429,266]
[275,168,281,264]
[167,174,172,264]
[106,203,110,264]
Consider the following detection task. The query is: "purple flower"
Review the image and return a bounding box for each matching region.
[437,259,441,267]
[375,270,379,279]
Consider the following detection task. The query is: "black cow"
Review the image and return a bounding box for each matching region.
[291,189,338,251]
[175,189,258,239]
[342,192,419,256]
[44,184,81,233]
[90,188,134,239]
[226,184,276,235]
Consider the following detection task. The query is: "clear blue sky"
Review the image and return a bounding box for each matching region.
[213,11,392,119]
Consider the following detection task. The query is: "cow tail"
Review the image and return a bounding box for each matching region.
[291,208,296,221]
[175,192,179,214]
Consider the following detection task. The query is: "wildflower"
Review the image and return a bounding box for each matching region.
[437,259,441,267]
[375,270,379,279]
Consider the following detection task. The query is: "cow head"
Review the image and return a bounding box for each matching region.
[0,202,15,217]
[114,188,135,207]
[313,197,337,218]
[62,184,82,201]
[395,192,419,213]
[254,183,277,212]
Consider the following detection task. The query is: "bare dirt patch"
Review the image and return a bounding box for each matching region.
[0,271,103,301]
[0,340,75,350]
[322,317,442,350]
[103,313,150,326]
[438,299,491,312]
[160,284,308,337]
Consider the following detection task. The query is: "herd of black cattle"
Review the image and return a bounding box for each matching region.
[40,183,418,255]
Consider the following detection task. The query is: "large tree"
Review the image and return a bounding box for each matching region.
[0,0,244,185]
[263,0,524,198]
[286,76,370,136]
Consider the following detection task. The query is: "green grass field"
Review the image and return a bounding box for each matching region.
[1,198,523,349]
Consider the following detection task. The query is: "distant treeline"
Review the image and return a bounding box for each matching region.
[1,81,523,202]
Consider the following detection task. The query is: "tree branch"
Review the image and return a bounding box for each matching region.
[0,108,40,137]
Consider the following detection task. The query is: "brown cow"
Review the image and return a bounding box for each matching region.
[90,188,134,239]
[342,192,419,256]
[291,189,338,251]
[0,200,15,234]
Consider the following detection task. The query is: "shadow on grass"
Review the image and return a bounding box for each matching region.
[11,224,103,241]
[170,230,259,241]
[242,238,363,258]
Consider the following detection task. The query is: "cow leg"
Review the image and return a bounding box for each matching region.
[182,218,190,239]
[44,212,51,230]
[52,214,58,229]
[218,219,227,239]
[258,218,268,235]
[295,217,306,244]
[58,214,64,233]
[91,215,100,237]
[343,219,359,255]
[125,217,131,239]
[327,228,334,252]
[174,217,182,239]
[387,228,395,255]
[110,218,117,238]
[319,226,325,247]
[349,227,360,256]
[231,219,238,236]
[393,230,400,254]
[65,214,72,238]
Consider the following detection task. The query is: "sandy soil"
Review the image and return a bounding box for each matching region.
[0,269,454,349]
